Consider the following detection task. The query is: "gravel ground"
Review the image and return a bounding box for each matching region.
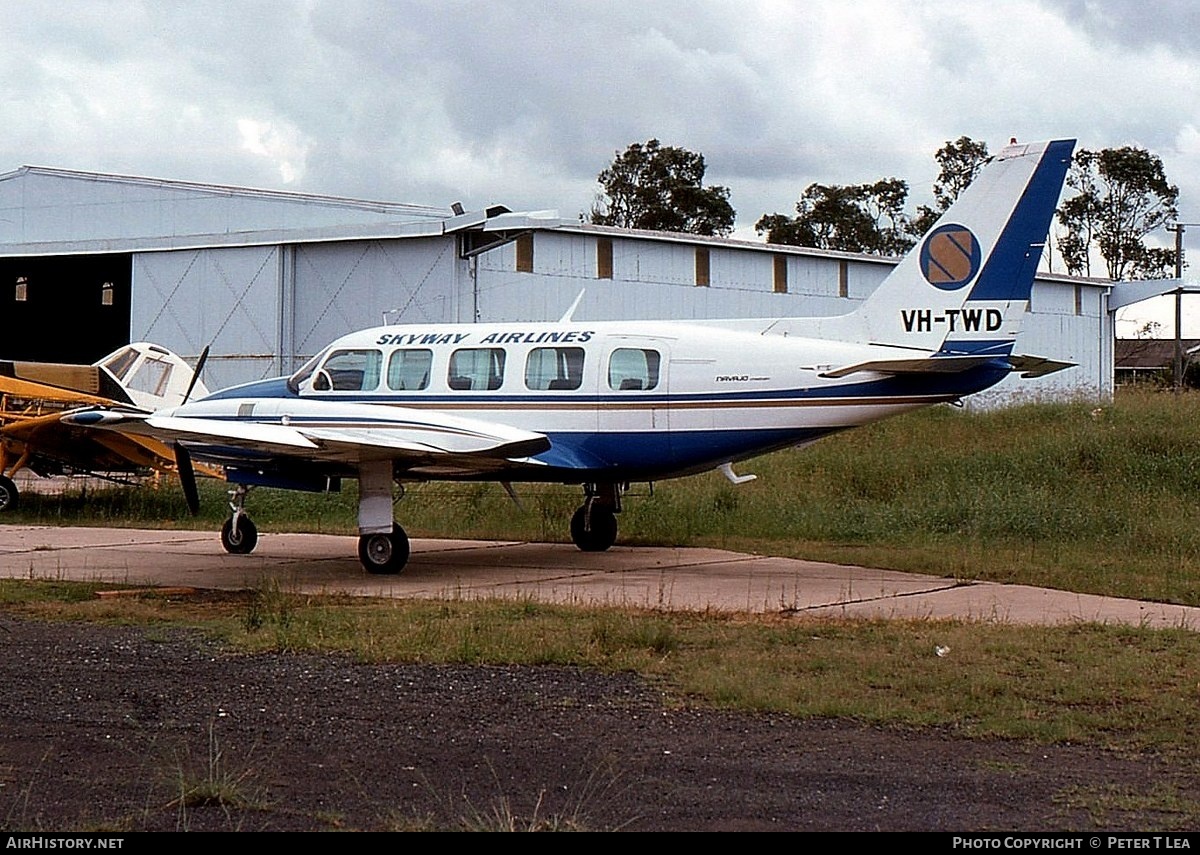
[0,614,1196,832]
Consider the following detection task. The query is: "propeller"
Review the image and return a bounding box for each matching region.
[175,444,200,516]
[174,344,209,516]
[182,344,210,406]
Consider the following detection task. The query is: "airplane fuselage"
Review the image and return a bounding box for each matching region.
[188,319,1009,484]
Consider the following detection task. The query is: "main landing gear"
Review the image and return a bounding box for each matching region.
[218,474,413,575]
[570,482,621,552]
[357,524,410,575]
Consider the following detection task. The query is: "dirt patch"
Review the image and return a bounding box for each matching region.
[0,615,1195,832]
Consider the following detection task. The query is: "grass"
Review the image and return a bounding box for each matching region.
[7,580,1200,755]
[10,388,1200,605]
[168,722,261,829]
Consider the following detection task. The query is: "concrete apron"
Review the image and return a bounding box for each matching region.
[2,524,1198,630]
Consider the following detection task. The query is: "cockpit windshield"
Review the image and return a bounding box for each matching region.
[287,347,330,393]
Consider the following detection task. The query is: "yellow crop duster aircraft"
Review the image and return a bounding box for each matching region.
[0,342,210,511]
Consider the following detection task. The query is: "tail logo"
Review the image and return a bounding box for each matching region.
[920,224,981,291]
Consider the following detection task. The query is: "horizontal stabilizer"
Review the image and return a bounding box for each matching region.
[1005,355,1076,378]
[819,355,999,378]
[820,353,1075,379]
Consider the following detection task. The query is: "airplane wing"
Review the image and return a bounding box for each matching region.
[1,407,216,476]
[63,404,552,472]
[820,353,1075,379]
[0,373,119,409]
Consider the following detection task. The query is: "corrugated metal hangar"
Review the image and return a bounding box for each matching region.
[0,165,1112,402]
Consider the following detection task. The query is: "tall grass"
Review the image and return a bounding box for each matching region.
[10,388,1200,604]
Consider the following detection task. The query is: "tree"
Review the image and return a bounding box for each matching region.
[590,139,735,236]
[755,137,991,256]
[909,136,990,237]
[755,177,915,255]
[1057,146,1179,280]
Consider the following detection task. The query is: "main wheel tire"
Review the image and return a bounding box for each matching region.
[220,516,258,555]
[0,475,18,513]
[570,506,618,552]
[358,524,410,574]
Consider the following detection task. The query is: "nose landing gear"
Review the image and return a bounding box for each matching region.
[220,485,258,555]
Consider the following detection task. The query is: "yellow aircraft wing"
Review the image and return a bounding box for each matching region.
[0,346,219,511]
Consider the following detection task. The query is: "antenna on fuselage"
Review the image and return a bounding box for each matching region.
[558,289,586,323]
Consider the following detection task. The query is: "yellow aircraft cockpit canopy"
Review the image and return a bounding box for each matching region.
[96,343,209,410]
[100,346,141,383]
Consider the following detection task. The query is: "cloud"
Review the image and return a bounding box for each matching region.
[0,0,1198,236]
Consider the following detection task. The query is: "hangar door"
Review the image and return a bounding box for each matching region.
[0,254,132,363]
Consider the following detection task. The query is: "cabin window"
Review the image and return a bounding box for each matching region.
[449,347,506,391]
[525,347,584,390]
[386,348,433,391]
[838,260,848,298]
[102,346,140,382]
[773,255,788,293]
[695,248,710,286]
[127,357,173,398]
[516,233,534,273]
[608,348,661,391]
[596,238,613,279]
[313,349,383,392]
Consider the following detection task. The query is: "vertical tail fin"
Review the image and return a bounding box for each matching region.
[852,138,1075,356]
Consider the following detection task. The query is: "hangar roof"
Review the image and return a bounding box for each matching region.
[0,166,464,255]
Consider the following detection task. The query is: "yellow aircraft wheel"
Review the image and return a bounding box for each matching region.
[0,475,17,512]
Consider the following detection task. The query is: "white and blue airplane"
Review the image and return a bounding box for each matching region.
[65,138,1076,574]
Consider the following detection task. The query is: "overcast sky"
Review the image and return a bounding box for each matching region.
[2,0,1198,332]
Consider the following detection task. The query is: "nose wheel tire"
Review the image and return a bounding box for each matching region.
[358,524,410,574]
[221,516,258,555]
[0,475,17,512]
[570,506,618,552]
